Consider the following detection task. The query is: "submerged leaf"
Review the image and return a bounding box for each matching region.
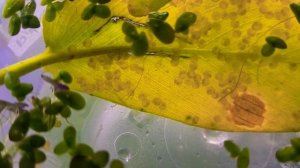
[37,0,300,132]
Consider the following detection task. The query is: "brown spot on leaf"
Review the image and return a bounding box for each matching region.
[230,93,265,127]
[152,97,166,110]
[292,111,300,120]
[192,116,199,124]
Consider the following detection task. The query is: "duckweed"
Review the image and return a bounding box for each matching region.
[224,140,241,158]
[148,11,169,21]
[261,43,275,57]
[54,141,68,155]
[110,159,124,168]
[45,101,65,115]
[132,32,148,56]
[4,72,20,90]
[55,90,85,110]
[22,0,36,16]
[266,36,287,49]
[122,22,138,39]
[237,148,250,168]
[9,112,30,141]
[175,12,197,33]
[81,4,95,20]
[33,149,46,163]
[291,137,300,152]
[290,3,300,24]
[92,151,109,167]
[64,126,76,148]
[276,146,297,162]
[2,0,25,18]
[19,134,46,151]
[94,4,111,18]
[45,4,56,22]
[149,21,175,44]
[21,15,40,28]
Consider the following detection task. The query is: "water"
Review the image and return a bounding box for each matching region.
[281,163,300,168]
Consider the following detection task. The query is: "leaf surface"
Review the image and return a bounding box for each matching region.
[43,0,300,132]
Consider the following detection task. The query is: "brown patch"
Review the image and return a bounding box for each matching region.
[213,115,221,122]
[152,97,167,110]
[230,93,266,127]
[292,111,300,120]
[192,116,199,124]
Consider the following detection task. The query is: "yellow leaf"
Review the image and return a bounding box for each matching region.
[4,0,300,132]
[128,0,170,17]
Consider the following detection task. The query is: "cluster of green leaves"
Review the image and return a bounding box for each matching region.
[276,137,300,163]
[41,0,65,22]
[3,0,40,36]
[121,11,197,56]
[122,22,148,56]
[81,0,111,20]
[54,126,124,168]
[18,135,47,168]
[4,72,33,101]
[4,70,84,167]
[224,140,250,168]
[1,70,124,167]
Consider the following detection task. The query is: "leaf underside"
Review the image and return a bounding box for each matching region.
[43,0,300,132]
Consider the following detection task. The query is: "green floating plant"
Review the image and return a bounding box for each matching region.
[224,140,241,158]
[81,1,111,21]
[22,0,36,16]
[2,0,25,18]
[122,22,148,55]
[45,4,56,22]
[175,12,197,33]
[148,11,175,44]
[9,112,30,142]
[55,90,86,110]
[0,70,123,167]
[8,14,21,36]
[276,137,300,163]
[224,140,250,168]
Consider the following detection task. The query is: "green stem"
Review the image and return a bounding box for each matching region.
[0,45,238,85]
[0,46,131,85]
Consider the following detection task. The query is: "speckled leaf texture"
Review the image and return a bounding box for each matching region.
[43,0,300,132]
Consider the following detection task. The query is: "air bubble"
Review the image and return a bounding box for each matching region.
[117,148,131,162]
[114,132,141,162]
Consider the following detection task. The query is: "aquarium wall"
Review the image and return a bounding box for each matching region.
[1,0,300,168]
